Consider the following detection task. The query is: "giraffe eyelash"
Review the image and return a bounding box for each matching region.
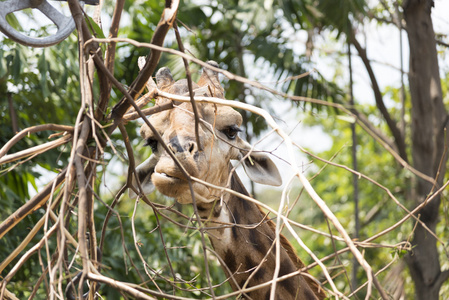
[221,125,242,140]
[144,138,158,152]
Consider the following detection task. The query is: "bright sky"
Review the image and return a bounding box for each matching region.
[347,0,449,106]
[253,0,449,191]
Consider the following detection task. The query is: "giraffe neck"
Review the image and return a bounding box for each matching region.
[197,173,323,300]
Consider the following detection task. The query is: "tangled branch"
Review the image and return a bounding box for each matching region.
[1,1,446,299]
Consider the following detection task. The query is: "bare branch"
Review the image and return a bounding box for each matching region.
[110,0,180,120]
[0,124,74,159]
[0,135,72,165]
[173,21,202,151]
[0,169,66,239]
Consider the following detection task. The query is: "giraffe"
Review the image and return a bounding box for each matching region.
[130,61,326,299]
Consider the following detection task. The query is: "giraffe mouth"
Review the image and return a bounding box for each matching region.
[158,172,172,178]
[153,171,186,182]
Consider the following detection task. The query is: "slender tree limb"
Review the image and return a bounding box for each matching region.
[69,0,109,124]
[0,135,72,165]
[66,1,97,296]
[173,21,202,150]
[0,168,66,239]
[87,37,342,109]
[95,0,126,121]
[90,51,192,182]
[93,187,152,291]
[0,287,19,300]
[349,31,408,162]
[295,142,443,244]
[87,272,157,300]
[348,255,400,297]
[0,191,63,273]
[73,115,92,298]
[123,100,173,121]
[118,123,176,292]
[84,9,103,294]
[436,39,449,48]
[435,270,449,290]
[0,222,58,298]
[0,124,74,159]
[110,0,179,120]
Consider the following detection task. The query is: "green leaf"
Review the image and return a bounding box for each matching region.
[84,15,106,53]
[5,12,22,31]
[85,15,106,39]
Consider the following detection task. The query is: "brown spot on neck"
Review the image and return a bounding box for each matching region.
[197,173,326,299]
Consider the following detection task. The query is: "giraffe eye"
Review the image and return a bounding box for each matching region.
[144,138,158,152]
[221,125,241,140]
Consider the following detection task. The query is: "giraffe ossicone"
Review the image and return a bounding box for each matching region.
[129,61,326,299]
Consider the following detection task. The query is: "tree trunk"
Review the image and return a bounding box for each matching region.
[403,0,448,299]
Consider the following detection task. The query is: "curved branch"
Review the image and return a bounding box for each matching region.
[0,135,72,166]
[0,222,59,298]
[435,269,449,291]
[0,124,74,159]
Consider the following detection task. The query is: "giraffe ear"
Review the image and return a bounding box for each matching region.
[129,155,157,199]
[236,139,282,186]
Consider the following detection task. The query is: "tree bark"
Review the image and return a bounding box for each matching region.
[402,0,448,299]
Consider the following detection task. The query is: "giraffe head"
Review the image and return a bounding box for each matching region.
[130,61,282,204]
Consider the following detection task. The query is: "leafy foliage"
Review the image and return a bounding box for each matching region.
[1,0,448,298]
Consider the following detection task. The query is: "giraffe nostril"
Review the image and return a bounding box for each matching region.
[188,141,197,154]
[167,136,198,155]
